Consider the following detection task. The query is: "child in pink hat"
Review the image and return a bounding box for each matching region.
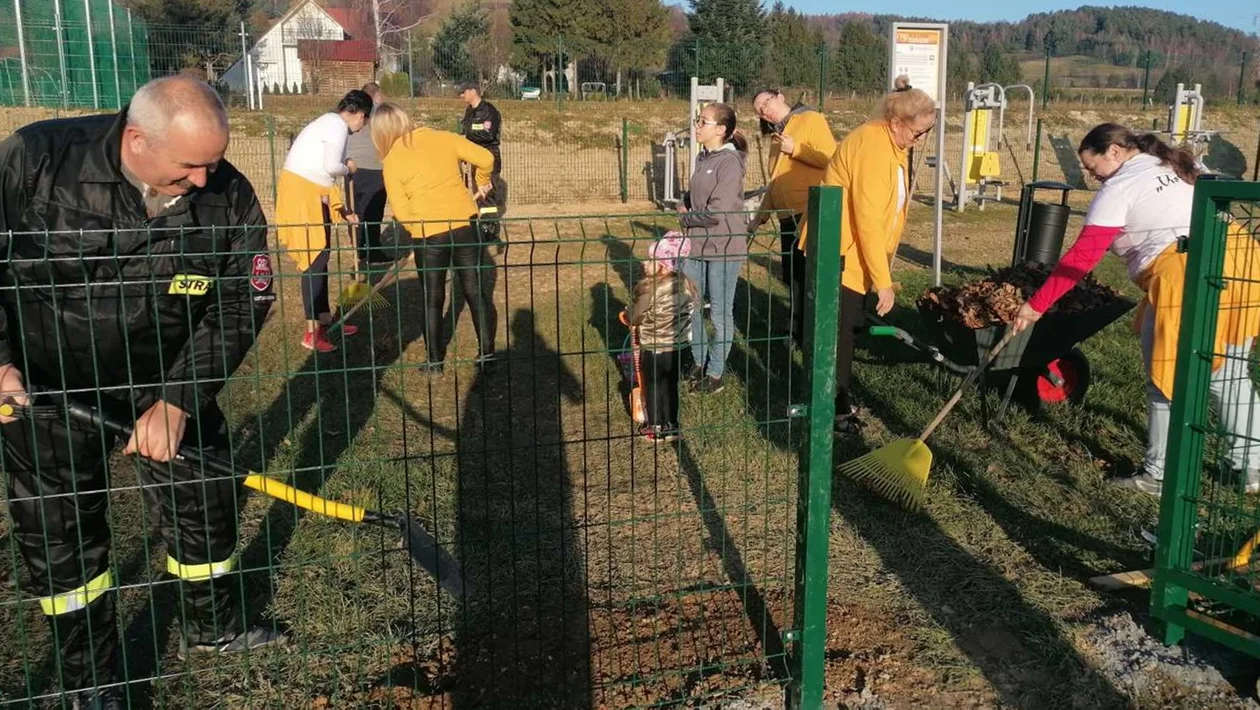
[622,232,698,443]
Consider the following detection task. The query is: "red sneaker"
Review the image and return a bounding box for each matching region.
[301,328,337,353]
[340,323,359,337]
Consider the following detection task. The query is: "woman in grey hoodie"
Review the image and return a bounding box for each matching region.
[679,103,749,394]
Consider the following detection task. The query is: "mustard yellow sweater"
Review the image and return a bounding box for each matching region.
[759,110,836,217]
[382,127,494,238]
[801,120,909,294]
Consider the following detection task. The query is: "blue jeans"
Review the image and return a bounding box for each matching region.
[682,258,744,379]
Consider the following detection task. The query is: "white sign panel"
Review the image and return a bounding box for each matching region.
[888,23,948,106]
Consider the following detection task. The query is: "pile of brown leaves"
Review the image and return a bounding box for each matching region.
[919,263,1125,329]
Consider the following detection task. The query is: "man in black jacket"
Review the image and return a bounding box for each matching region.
[459,81,508,221]
[0,76,282,708]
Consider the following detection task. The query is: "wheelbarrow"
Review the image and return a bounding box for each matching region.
[867,295,1137,419]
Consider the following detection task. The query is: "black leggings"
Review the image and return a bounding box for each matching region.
[779,215,806,341]
[415,225,498,362]
[301,248,331,321]
[300,204,333,321]
[834,287,869,416]
[642,349,685,429]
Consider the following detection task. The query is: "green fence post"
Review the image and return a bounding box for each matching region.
[1239,52,1249,108]
[1142,50,1152,108]
[557,34,564,113]
[817,42,827,112]
[1031,118,1043,183]
[1151,181,1231,646]
[789,185,841,708]
[694,36,700,80]
[267,115,278,208]
[619,117,628,203]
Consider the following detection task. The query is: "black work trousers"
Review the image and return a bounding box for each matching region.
[779,215,806,345]
[414,225,498,362]
[834,287,870,417]
[2,398,244,691]
[350,169,389,269]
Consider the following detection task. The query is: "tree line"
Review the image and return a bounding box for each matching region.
[120,0,1260,102]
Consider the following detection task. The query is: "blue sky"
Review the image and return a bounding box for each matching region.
[716,2,1258,34]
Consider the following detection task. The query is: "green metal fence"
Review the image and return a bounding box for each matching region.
[0,0,152,108]
[0,191,841,706]
[1152,179,1260,656]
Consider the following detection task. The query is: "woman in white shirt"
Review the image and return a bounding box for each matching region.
[276,90,373,352]
[1015,123,1260,495]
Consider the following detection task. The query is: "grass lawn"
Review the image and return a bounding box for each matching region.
[0,199,1255,708]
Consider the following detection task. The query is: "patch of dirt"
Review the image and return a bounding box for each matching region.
[1077,610,1259,709]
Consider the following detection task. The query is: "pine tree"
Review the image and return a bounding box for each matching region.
[686,0,766,93]
[433,3,488,83]
[831,20,885,94]
[589,0,673,96]
[761,3,821,90]
[979,44,1021,86]
[510,0,595,84]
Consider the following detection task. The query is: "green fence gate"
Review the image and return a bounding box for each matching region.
[1153,179,1260,656]
[0,188,843,706]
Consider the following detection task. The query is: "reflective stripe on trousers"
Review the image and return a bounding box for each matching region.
[167,553,238,582]
[39,570,113,615]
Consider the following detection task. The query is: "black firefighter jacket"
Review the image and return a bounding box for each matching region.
[0,109,275,414]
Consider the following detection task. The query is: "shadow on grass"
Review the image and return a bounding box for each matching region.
[835,373,1131,707]
[370,309,592,708]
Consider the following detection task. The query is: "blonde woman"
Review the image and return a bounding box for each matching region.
[801,75,935,435]
[276,89,373,352]
[371,102,498,372]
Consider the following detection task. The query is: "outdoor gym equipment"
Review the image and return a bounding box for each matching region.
[955,82,1038,212]
[957,82,1006,211]
[1166,82,1213,157]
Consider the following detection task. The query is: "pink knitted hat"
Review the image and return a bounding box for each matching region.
[647,231,691,272]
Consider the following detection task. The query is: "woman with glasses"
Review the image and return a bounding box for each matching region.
[748,89,836,347]
[678,103,749,394]
[799,75,936,435]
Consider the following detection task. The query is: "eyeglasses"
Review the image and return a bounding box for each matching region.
[912,124,935,140]
[694,117,720,127]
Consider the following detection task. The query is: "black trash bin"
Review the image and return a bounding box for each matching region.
[1011,181,1073,268]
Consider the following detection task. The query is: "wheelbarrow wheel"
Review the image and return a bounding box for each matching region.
[1026,348,1091,407]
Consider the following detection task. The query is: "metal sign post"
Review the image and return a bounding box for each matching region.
[889,22,949,286]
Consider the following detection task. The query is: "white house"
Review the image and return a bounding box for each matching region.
[223,0,369,94]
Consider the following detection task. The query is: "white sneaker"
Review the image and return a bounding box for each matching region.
[1112,471,1163,496]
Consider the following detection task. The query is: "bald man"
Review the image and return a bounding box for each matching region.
[0,76,281,707]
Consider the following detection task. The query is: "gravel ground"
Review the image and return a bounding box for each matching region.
[1079,610,1259,708]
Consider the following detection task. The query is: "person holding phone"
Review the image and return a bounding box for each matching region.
[748,89,836,347]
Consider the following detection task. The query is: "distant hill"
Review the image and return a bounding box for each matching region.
[807,6,1260,97]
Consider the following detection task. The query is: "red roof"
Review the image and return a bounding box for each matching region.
[324,7,369,39]
[297,39,376,63]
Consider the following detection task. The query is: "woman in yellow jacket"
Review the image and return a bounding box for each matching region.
[802,76,936,434]
[371,102,498,372]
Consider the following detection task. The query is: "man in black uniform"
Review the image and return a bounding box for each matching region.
[458,81,508,222]
[0,76,282,708]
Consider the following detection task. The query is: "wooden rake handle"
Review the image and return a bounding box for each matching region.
[918,328,1017,442]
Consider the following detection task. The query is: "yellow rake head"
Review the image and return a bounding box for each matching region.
[837,438,932,511]
[337,281,389,312]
